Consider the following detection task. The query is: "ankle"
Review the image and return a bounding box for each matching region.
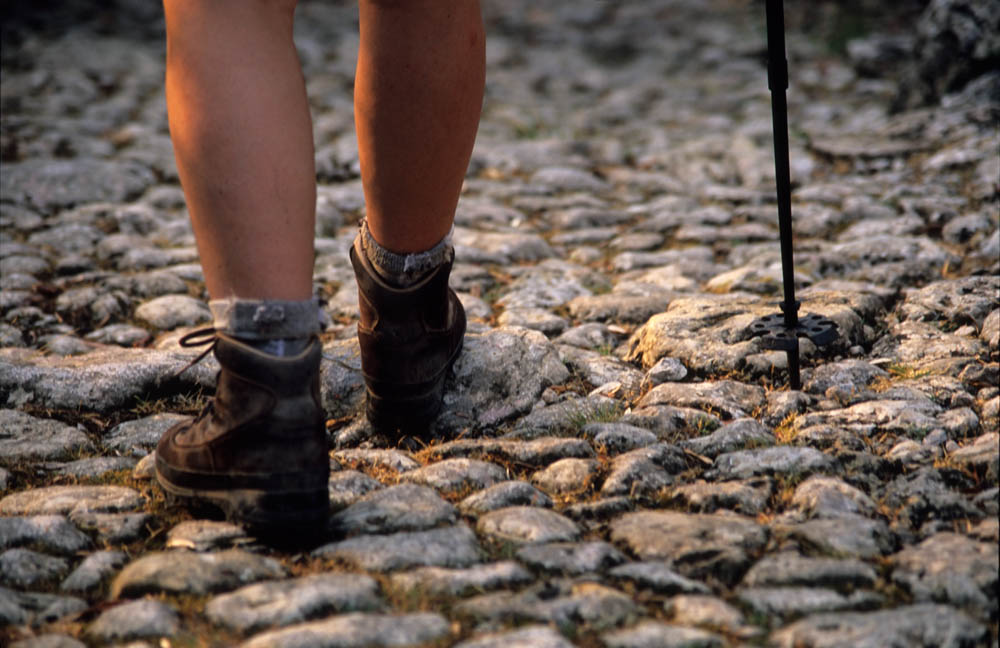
[358,219,453,288]
[209,298,320,357]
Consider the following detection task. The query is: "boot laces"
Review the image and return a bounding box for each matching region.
[173,327,219,377]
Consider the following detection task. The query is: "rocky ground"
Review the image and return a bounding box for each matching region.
[1,0,998,646]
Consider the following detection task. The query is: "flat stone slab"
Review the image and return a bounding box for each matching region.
[399,458,507,494]
[313,525,482,572]
[742,552,877,590]
[110,549,286,598]
[602,621,725,648]
[458,480,553,515]
[60,550,127,593]
[738,586,884,620]
[0,586,87,627]
[609,562,711,596]
[428,437,594,466]
[0,486,143,516]
[891,532,998,613]
[0,548,69,588]
[205,573,382,635]
[708,446,837,480]
[85,599,179,643]
[0,409,94,462]
[610,511,768,586]
[388,562,533,598]
[637,381,766,420]
[774,516,893,559]
[769,603,988,648]
[165,520,252,552]
[240,612,451,648]
[0,515,91,555]
[678,417,774,458]
[0,158,155,212]
[664,478,773,516]
[455,625,575,648]
[102,413,188,456]
[515,541,626,575]
[0,347,214,412]
[477,506,580,544]
[789,476,877,519]
[329,483,457,536]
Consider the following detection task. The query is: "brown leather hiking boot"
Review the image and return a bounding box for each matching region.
[155,330,330,529]
[350,242,466,432]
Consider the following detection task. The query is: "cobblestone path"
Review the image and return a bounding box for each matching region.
[1,1,998,646]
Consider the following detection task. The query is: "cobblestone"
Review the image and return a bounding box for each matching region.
[1,0,997,645]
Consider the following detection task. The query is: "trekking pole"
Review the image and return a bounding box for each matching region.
[747,0,837,389]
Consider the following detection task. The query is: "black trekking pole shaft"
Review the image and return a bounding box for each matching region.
[765,0,801,388]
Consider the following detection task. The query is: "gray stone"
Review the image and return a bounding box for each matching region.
[602,622,725,648]
[774,517,893,559]
[557,345,643,396]
[770,603,988,648]
[313,525,482,571]
[709,446,837,480]
[134,295,211,330]
[9,635,86,648]
[531,458,600,496]
[111,549,286,598]
[0,586,87,627]
[742,552,878,590]
[85,323,152,347]
[738,586,884,619]
[0,347,215,412]
[678,417,774,458]
[791,476,877,519]
[891,532,998,613]
[477,506,580,544]
[0,515,91,555]
[400,458,507,495]
[458,480,553,515]
[332,448,420,473]
[205,573,382,634]
[389,562,533,598]
[60,550,127,593]
[804,359,889,395]
[585,422,658,454]
[1,158,155,212]
[456,582,638,633]
[644,357,689,385]
[609,562,711,596]
[664,595,748,634]
[327,470,383,509]
[883,467,981,529]
[600,443,687,497]
[638,381,765,420]
[455,626,575,648]
[949,432,999,479]
[330,484,456,536]
[85,599,179,643]
[69,512,151,544]
[515,541,626,574]
[435,328,570,433]
[664,478,773,516]
[511,395,621,438]
[43,456,137,478]
[241,612,451,648]
[165,520,252,552]
[0,409,94,462]
[0,485,143,516]
[0,548,70,588]
[429,437,594,467]
[610,512,768,586]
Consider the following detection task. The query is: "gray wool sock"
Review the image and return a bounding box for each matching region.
[209,298,320,356]
[358,219,453,287]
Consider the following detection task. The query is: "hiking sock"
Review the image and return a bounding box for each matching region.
[357,218,453,288]
[209,298,320,356]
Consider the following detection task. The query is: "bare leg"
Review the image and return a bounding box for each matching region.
[355,0,485,253]
[163,0,315,301]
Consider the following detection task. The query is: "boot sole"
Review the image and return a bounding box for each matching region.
[155,456,329,531]
[365,339,463,432]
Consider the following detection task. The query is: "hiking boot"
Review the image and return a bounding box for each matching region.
[155,330,330,529]
[350,241,466,432]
